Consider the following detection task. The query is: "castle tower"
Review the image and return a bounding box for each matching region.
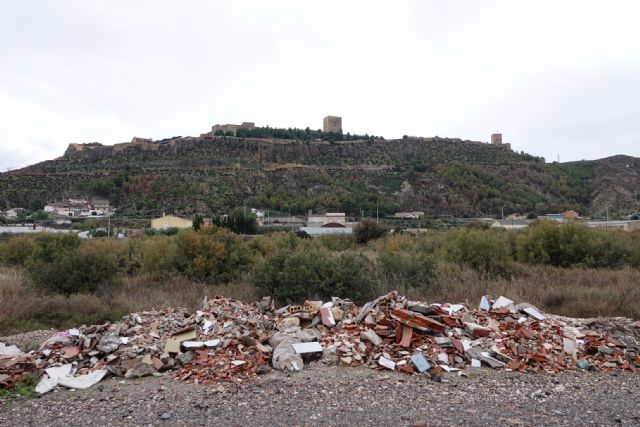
[491,133,503,145]
[323,116,342,133]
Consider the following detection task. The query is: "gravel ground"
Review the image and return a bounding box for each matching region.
[1,363,638,426]
[0,330,55,351]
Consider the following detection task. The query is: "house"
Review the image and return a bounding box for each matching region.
[307,212,346,227]
[586,220,640,232]
[4,209,21,219]
[393,211,424,219]
[491,219,532,230]
[299,226,352,236]
[543,213,565,223]
[563,210,581,220]
[301,212,351,236]
[151,214,193,230]
[56,208,79,217]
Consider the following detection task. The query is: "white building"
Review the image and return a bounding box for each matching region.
[307,212,346,227]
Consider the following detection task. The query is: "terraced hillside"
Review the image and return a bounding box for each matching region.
[0,135,638,218]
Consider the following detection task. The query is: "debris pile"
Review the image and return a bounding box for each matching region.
[1,292,638,394]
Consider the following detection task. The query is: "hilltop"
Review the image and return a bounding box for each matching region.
[1,132,638,218]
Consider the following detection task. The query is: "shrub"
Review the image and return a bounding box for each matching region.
[140,237,178,274]
[317,233,355,251]
[25,234,118,294]
[354,219,388,244]
[444,228,515,278]
[253,248,375,303]
[0,236,36,266]
[517,221,633,268]
[377,250,435,293]
[172,227,254,283]
[214,208,258,235]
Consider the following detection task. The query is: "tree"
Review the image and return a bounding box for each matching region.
[193,214,204,231]
[353,219,388,244]
[214,208,258,235]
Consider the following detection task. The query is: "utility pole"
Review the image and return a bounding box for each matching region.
[376,203,379,223]
[501,205,505,220]
[107,209,111,238]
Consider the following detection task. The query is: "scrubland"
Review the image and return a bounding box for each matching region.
[1,220,639,335]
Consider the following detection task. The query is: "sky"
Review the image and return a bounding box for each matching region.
[1,0,639,171]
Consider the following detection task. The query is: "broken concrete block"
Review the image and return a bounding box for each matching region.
[492,296,514,309]
[378,356,396,370]
[0,343,24,357]
[292,342,323,354]
[464,322,493,338]
[164,339,181,354]
[516,303,546,320]
[277,316,300,330]
[330,307,344,322]
[96,334,120,354]
[182,341,205,349]
[319,307,336,327]
[411,353,431,373]
[125,363,156,378]
[563,337,576,355]
[360,329,383,346]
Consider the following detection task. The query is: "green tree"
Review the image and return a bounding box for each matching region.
[353,219,388,244]
[193,214,204,231]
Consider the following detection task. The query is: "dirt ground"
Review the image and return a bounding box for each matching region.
[1,363,639,427]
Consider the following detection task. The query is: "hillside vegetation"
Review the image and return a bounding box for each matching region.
[1,135,639,218]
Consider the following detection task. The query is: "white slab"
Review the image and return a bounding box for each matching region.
[378,356,396,370]
[291,342,323,354]
[492,296,514,309]
[45,364,73,380]
[182,341,205,349]
[523,306,546,320]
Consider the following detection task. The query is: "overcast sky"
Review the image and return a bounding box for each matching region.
[1,1,639,170]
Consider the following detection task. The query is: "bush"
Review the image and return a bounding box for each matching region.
[172,227,254,283]
[253,248,375,303]
[444,228,515,278]
[141,237,178,274]
[0,236,36,266]
[517,221,633,268]
[25,234,118,294]
[377,250,435,293]
[354,219,388,244]
[214,208,258,235]
[317,233,355,251]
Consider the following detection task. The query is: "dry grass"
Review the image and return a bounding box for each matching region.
[405,263,640,319]
[1,264,638,335]
[0,268,263,335]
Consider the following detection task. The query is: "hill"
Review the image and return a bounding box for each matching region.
[1,134,638,218]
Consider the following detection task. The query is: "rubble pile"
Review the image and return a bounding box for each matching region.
[1,292,638,394]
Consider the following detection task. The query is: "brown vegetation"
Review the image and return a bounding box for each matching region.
[1,225,639,335]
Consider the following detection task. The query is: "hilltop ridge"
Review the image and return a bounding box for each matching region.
[1,131,638,219]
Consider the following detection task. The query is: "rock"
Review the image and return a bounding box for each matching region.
[125,363,156,378]
[96,334,120,354]
[360,329,383,346]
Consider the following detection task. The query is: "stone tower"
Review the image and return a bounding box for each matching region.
[323,116,342,133]
[491,133,503,145]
